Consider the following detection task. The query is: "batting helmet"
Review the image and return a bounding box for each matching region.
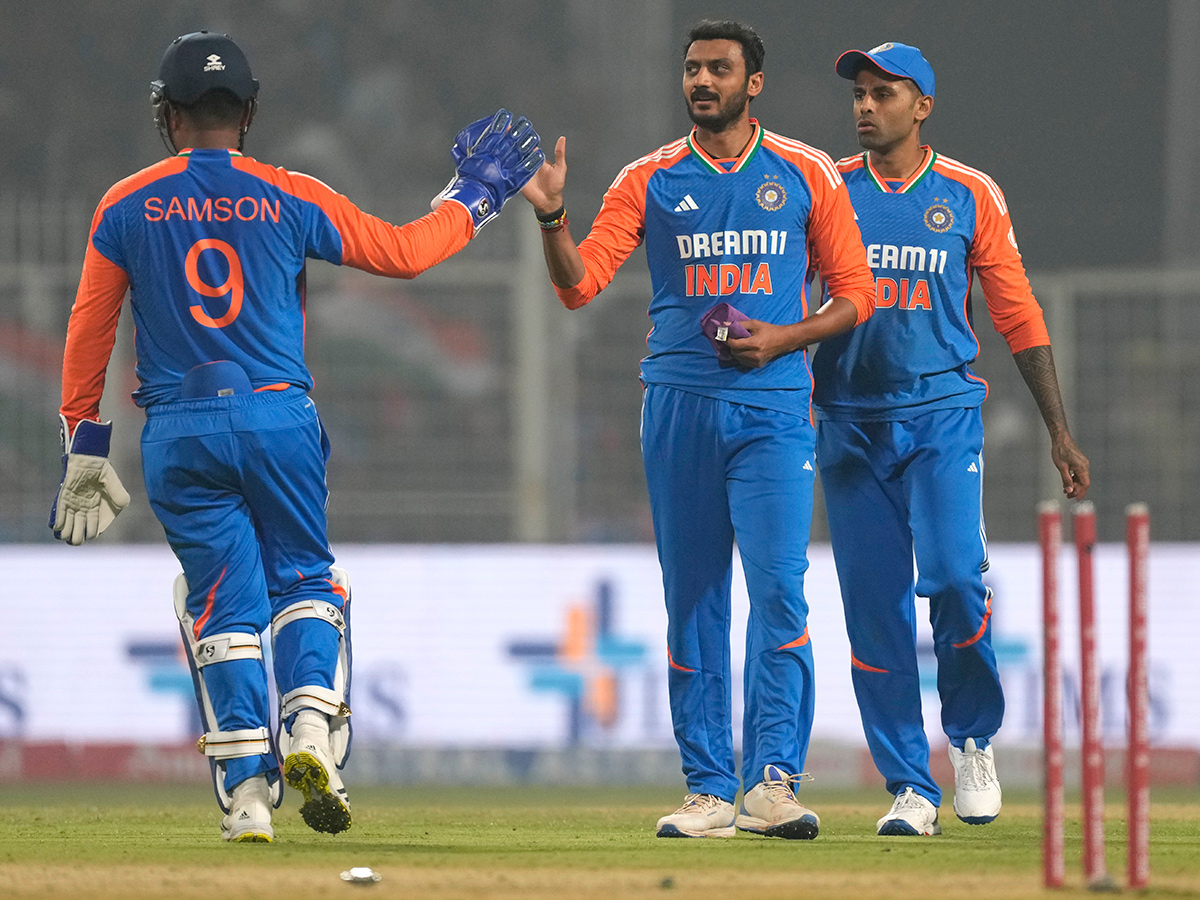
[151,31,259,107]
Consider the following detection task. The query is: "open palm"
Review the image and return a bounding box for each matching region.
[521,136,567,214]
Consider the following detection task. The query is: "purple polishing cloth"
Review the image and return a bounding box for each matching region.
[700,302,751,365]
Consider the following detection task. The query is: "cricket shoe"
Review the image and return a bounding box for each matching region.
[655,793,736,838]
[221,773,274,843]
[876,787,941,836]
[949,737,1002,824]
[284,711,352,834]
[735,765,820,840]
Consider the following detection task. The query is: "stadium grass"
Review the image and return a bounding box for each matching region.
[1,783,1198,899]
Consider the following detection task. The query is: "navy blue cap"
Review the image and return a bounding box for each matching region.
[154,31,258,105]
[835,42,935,98]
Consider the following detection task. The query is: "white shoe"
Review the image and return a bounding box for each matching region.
[221,773,274,843]
[735,765,820,840]
[655,793,736,838]
[876,787,942,836]
[284,709,352,834]
[949,737,1002,824]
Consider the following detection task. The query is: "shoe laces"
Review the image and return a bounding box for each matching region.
[958,745,997,791]
[760,769,813,804]
[891,787,928,814]
[674,793,726,815]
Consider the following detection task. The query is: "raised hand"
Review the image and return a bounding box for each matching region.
[433,109,545,231]
[521,135,567,215]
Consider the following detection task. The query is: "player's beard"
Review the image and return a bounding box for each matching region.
[687,82,750,132]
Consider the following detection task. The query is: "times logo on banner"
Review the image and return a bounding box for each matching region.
[506,580,649,745]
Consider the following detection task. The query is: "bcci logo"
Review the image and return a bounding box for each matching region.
[869,42,895,53]
[924,203,953,233]
[756,180,786,212]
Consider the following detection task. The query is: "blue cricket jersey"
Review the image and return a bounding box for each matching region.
[61,148,473,427]
[812,147,1050,421]
[555,121,876,418]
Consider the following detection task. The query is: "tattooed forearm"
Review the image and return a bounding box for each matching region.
[1013,344,1069,437]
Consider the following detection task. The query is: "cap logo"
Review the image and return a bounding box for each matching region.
[204,54,226,72]
[869,43,895,54]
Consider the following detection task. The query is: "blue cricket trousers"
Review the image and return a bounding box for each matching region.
[817,406,1003,805]
[141,387,344,790]
[641,384,817,803]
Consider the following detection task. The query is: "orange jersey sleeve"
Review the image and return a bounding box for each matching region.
[59,161,189,430]
[60,242,129,431]
[940,157,1050,353]
[232,157,474,277]
[553,142,690,310]
[797,158,876,327]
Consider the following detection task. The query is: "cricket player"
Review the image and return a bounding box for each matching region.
[520,20,875,839]
[812,42,1090,835]
[50,30,542,842]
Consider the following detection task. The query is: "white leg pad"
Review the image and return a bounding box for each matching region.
[173,573,280,812]
[273,566,353,767]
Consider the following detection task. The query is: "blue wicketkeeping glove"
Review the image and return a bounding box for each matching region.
[450,113,497,167]
[431,109,545,231]
[49,414,131,545]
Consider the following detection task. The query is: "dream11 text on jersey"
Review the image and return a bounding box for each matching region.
[676,228,788,298]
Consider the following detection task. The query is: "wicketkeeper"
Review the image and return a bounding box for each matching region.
[52,29,542,842]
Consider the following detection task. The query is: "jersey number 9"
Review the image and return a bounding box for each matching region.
[186,239,244,328]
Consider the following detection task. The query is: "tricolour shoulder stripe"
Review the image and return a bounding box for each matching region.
[934,155,1008,216]
[609,136,689,192]
[761,132,841,189]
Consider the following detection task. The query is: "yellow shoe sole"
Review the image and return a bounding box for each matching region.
[284,751,352,834]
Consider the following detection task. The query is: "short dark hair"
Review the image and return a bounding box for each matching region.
[685,20,765,75]
[175,89,249,130]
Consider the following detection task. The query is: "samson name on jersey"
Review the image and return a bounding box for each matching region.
[556,121,875,418]
[61,148,472,430]
[812,147,1050,421]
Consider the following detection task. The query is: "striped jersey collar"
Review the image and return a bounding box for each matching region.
[687,120,764,173]
[862,145,935,193]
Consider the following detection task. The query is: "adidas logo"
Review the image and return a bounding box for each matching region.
[802,460,813,471]
[237,810,250,820]
[673,194,699,213]
[967,462,978,473]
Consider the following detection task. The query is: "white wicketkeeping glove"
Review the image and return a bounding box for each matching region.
[49,413,131,545]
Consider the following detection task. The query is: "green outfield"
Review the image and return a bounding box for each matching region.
[1,784,1197,899]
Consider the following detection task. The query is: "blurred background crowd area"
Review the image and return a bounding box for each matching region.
[0,0,1193,544]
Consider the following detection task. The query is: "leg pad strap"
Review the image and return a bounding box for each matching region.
[198,726,273,759]
[280,685,350,719]
[195,631,263,668]
[272,599,345,637]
